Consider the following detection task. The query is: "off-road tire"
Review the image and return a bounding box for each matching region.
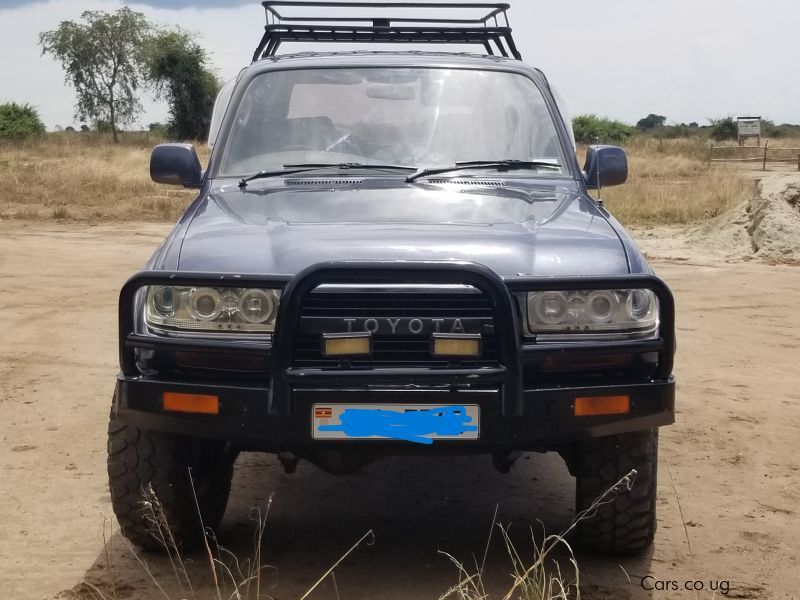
[573,429,658,555]
[107,414,235,551]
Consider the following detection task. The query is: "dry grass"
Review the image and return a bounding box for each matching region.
[0,132,209,222]
[582,136,757,225]
[69,482,376,600]
[67,468,638,599]
[0,132,776,226]
[439,470,638,600]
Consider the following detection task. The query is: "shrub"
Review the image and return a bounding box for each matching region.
[660,124,691,139]
[572,114,634,144]
[761,120,800,139]
[148,122,170,137]
[0,102,46,140]
[93,119,113,134]
[709,117,738,141]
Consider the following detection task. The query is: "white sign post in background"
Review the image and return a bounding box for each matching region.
[737,116,762,147]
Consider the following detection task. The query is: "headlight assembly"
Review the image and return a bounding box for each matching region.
[145,286,281,333]
[525,289,658,337]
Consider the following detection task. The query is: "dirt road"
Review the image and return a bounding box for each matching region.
[1,213,798,599]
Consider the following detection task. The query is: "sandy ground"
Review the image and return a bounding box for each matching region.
[1,175,799,599]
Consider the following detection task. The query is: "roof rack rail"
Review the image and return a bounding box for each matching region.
[252,1,521,62]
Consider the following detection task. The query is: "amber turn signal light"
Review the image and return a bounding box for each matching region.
[163,392,219,415]
[574,395,630,417]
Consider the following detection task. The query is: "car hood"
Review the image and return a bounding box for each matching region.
[177,181,629,277]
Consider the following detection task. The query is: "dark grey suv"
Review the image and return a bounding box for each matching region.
[108,1,675,555]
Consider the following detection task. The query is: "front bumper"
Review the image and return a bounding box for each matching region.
[115,262,676,452]
[114,375,675,451]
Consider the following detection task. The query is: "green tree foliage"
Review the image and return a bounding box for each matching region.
[0,102,46,139]
[758,120,800,138]
[145,30,221,140]
[39,8,151,142]
[759,119,800,138]
[708,117,738,141]
[572,114,634,144]
[636,113,667,130]
[761,119,780,138]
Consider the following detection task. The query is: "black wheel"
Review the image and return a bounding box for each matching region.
[107,411,235,551]
[573,429,658,555]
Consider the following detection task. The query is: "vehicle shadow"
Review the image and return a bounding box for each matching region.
[65,452,653,599]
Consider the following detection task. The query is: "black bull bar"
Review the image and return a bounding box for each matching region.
[119,261,675,418]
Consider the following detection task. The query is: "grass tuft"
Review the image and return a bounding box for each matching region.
[72,468,638,599]
[438,469,638,600]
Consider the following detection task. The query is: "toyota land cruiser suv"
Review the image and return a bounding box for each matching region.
[108,1,675,555]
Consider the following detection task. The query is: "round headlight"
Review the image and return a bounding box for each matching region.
[627,289,652,320]
[532,291,569,325]
[587,291,616,323]
[238,289,276,324]
[152,286,176,317]
[189,288,222,321]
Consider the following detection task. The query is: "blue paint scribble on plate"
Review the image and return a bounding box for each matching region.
[318,405,477,445]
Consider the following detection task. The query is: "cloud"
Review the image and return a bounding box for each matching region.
[139,0,252,5]
[1,0,799,129]
[0,0,250,6]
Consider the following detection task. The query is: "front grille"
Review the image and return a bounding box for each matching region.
[293,288,500,368]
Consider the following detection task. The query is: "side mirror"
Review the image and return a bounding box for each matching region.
[150,143,203,188]
[583,145,628,190]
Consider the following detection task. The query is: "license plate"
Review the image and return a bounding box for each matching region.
[312,403,480,445]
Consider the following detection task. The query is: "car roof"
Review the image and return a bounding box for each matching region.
[244,50,540,76]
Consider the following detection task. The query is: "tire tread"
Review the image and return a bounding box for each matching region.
[107,410,233,551]
[574,429,658,555]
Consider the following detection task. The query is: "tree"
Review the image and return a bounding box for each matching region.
[145,29,221,140]
[708,117,737,141]
[39,8,151,142]
[0,102,46,140]
[636,113,667,130]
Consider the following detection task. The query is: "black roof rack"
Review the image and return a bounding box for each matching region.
[252,1,521,62]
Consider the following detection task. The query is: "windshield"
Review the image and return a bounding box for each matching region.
[217,67,568,178]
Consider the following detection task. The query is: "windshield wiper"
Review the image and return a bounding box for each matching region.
[239,163,416,188]
[283,162,416,171]
[405,160,561,183]
[239,167,326,188]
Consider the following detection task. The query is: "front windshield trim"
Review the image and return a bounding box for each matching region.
[208,63,578,182]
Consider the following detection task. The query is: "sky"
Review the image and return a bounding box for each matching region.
[1,0,798,130]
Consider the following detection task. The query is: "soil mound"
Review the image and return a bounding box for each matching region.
[682,171,800,263]
[747,174,800,262]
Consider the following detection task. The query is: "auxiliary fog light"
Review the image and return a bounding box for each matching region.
[322,333,373,357]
